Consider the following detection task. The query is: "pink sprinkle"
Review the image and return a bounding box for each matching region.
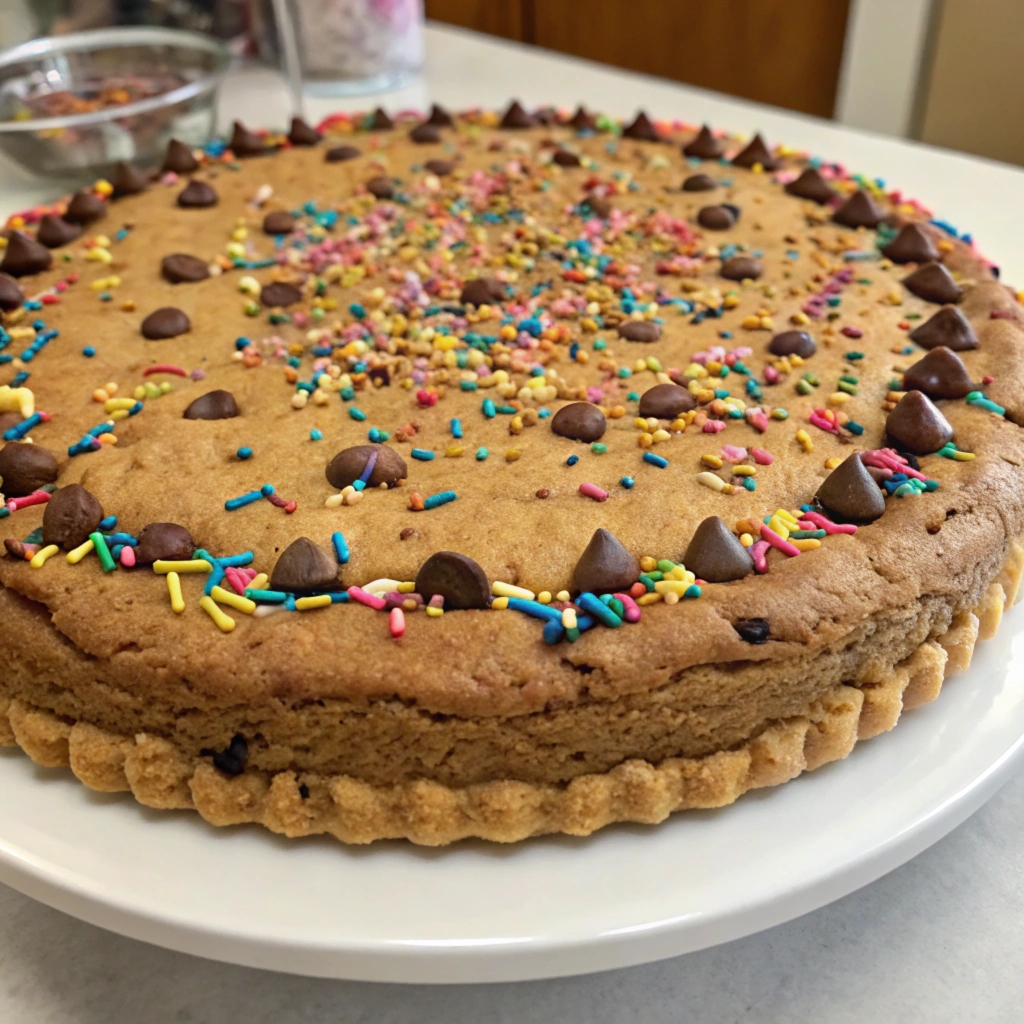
[751,447,774,465]
[761,525,801,557]
[863,447,927,481]
[579,482,608,502]
[586,385,604,404]
[720,445,747,463]
[745,410,769,433]
[613,592,642,623]
[800,510,858,535]
[348,586,387,610]
[764,365,780,384]
[750,540,771,574]
[6,490,50,512]
[983,375,995,385]
[224,566,250,596]
[840,325,863,339]
[702,420,727,433]
[119,545,136,568]
[389,607,406,638]
[809,411,840,434]
[142,363,188,377]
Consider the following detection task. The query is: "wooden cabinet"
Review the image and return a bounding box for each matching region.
[425,0,851,119]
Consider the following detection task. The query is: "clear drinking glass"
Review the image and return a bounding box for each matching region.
[282,0,423,97]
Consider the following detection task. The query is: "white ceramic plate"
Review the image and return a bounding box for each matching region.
[2,604,1023,983]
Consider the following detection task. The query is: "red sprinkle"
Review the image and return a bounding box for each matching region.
[142,363,188,377]
[840,325,863,338]
[6,490,51,512]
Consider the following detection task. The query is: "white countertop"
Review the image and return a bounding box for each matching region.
[2,23,1024,1022]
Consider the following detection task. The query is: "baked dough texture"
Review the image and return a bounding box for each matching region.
[2,106,1023,844]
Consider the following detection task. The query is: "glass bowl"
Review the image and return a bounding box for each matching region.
[0,27,231,185]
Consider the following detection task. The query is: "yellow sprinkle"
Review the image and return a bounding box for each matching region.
[84,247,112,263]
[768,516,791,539]
[30,544,59,569]
[639,556,658,573]
[537,591,552,604]
[250,573,269,590]
[153,559,212,574]
[696,471,727,492]
[505,448,521,462]
[790,538,822,552]
[651,429,671,443]
[295,594,332,611]
[732,465,756,477]
[425,605,444,617]
[212,585,257,614]
[795,429,813,453]
[774,508,799,525]
[66,538,95,564]
[555,590,571,603]
[167,572,185,613]
[740,533,754,547]
[701,453,723,469]
[654,579,690,595]
[103,397,137,412]
[491,596,510,610]
[325,493,345,508]
[952,450,976,462]
[445,445,464,457]
[824,456,842,469]
[827,392,850,406]
[199,595,235,632]
[492,581,535,600]
[561,607,577,629]
[395,581,414,593]
[637,591,664,606]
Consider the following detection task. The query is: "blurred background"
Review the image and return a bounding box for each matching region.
[0,0,1021,167]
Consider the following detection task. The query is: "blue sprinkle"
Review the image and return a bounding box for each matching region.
[450,418,463,439]
[506,597,562,622]
[620,476,634,489]
[577,592,622,628]
[643,452,669,468]
[260,484,275,497]
[310,429,323,441]
[82,346,96,358]
[423,490,457,510]
[332,532,350,565]
[236,447,253,460]
[225,490,264,511]
[411,448,435,461]
[98,516,118,531]
[567,454,580,466]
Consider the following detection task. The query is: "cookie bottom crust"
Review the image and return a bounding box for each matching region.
[1,543,1019,845]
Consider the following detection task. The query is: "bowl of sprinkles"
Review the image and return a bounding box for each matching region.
[0,27,230,183]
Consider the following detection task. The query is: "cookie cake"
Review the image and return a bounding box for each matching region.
[1,102,1022,846]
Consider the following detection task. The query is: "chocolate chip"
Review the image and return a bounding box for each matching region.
[229,121,269,157]
[0,231,53,277]
[551,402,606,442]
[731,133,777,170]
[832,189,884,229]
[141,307,190,340]
[881,223,939,264]
[816,452,886,522]
[909,306,977,351]
[638,383,695,419]
[271,537,341,593]
[698,205,736,230]
[768,330,816,358]
[183,390,239,420]
[683,125,724,160]
[64,190,106,225]
[683,173,717,192]
[288,116,321,146]
[568,106,597,131]
[784,168,837,204]
[683,516,753,583]
[110,162,148,198]
[572,528,639,594]
[617,320,662,342]
[583,193,612,218]
[734,618,770,643]
[903,262,962,304]
[177,180,217,208]
[400,527,419,540]
[161,138,199,174]
[369,107,393,130]
[160,254,209,284]
[427,104,454,127]
[134,522,196,565]
[720,255,762,281]
[36,214,81,249]
[42,484,103,550]
[203,734,248,776]
[902,346,974,399]
[0,442,58,498]
[424,159,455,176]
[535,488,550,499]
[551,148,582,167]
[885,390,954,454]
[365,176,395,199]
[263,210,297,235]
[415,551,491,610]
[325,145,360,163]
[326,444,407,489]
[260,281,303,307]
[622,111,661,141]
[460,277,505,306]
[409,122,441,144]
[500,100,535,129]
[0,272,24,311]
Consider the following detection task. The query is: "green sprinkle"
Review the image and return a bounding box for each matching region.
[90,532,116,573]
[475,447,489,460]
[656,559,675,573]
[796,380,813,396]
[349,407,367,421]
[591,442,607,454]
[771,408,789,420]
[837,380,858,395]
[594,338,607,350]
[845,352,864,361]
